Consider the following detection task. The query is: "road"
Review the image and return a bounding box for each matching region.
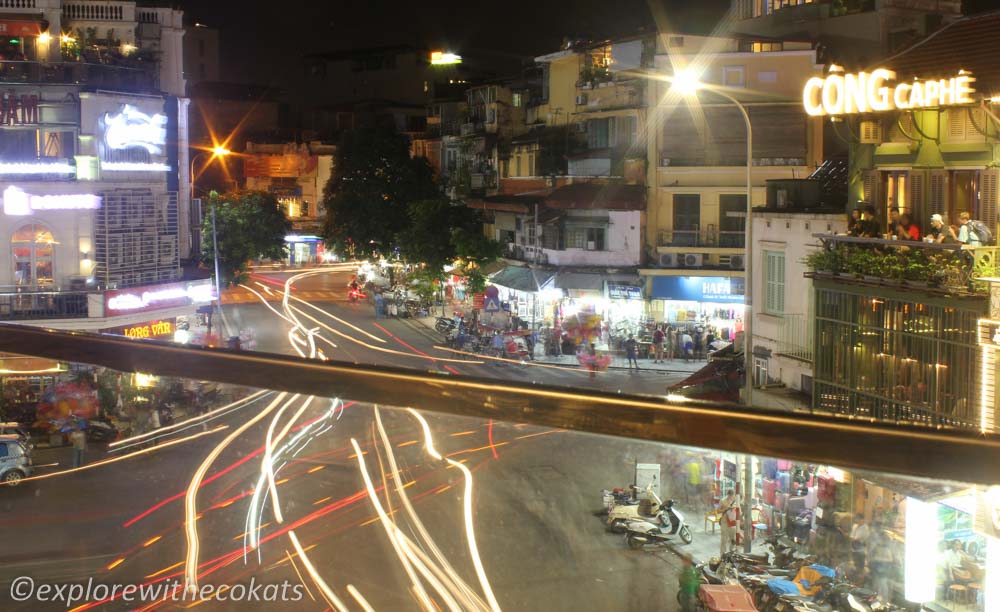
[0,266,700,611]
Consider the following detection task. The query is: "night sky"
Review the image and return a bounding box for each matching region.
[177,0,999,88]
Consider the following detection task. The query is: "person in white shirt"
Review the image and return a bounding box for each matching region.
[957,211,982,246]
[850,513,871,571]
[944,539,972,584]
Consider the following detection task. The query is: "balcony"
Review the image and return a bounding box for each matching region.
[805,234,999,297]
[775,313,812,362]
[0,289,90,320]
[574,79,642,113]
[64,1,134,22]
[0,322,996,610]
[656,229,745,249]
[0,60,158,92]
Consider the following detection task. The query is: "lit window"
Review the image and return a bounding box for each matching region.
[12,223,55,288]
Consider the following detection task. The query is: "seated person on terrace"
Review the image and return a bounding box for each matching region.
[894,213,921,241]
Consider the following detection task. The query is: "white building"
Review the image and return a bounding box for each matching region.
[750,168,847,411]
[0,1,198,334]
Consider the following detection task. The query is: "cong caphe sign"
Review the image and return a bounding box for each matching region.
[802,66,975,117]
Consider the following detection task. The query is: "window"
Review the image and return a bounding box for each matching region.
[617,116,637,148]
[719,195,747,247]
[723,65,746,88]
[529,154,536,177]
[515,155,521,177]
[764,250,785,315]
[668,36,684,47]
[672,194,700,246]
[588,118,610,149]
[12,223,55,288]
[0,129,38,160]
[512,92,523,108]
[566,227,605,250]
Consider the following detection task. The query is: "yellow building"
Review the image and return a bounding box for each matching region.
[642,34,826,333]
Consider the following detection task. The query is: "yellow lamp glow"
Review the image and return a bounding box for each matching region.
[60,33,74,44]
[212,146,231,157]
[37,32,51,44]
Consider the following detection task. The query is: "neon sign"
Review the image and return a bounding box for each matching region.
[119,320,176,339]
[0,162,73,175]
[802,66,976,117]
[0,92,38,126]
[101,104,167,155]
[3,186,101,215]
[100,161,171,172]
[104,280,214,316]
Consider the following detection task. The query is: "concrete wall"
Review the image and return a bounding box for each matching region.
[544,210,641,267]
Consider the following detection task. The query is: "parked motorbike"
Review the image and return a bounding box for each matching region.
[601,487,634,513]
[606,483,667,532]
[435,317,457,334]
[623,499,693,548]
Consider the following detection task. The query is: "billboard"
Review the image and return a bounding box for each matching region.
[245,154,318,178]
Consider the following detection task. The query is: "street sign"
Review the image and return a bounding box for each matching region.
[473,293,485,309]
[484,297,501,313]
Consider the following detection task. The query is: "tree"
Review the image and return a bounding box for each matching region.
[321,126,440,259]
[201,190,291,286]
[451,208,503,295]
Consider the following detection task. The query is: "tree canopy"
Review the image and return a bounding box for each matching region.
[321,126,440,259]
[200,190,291,286]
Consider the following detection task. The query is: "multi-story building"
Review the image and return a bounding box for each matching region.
[797,10,1000,431]
[731,0,962,67]
[182,21,220,91]
[0,1,207,337]
[642,34,825,343]
[243,139,336,264]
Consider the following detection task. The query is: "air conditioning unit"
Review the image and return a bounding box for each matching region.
[729,255,745,269]
[680,253,703,267]
[575,94,588,105]
[659,253,680,268]
[860,120,882,144]
[659,157,671,167]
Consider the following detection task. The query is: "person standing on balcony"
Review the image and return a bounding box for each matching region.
[957,211,983,246]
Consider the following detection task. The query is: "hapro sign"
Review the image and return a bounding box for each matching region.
[802,66,976,117]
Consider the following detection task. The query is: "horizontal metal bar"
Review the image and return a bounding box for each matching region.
[1,322,998,487]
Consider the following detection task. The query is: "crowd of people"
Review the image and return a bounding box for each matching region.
[847,205,989,246]
[649,324,725,363]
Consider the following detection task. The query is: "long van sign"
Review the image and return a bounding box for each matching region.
[802,66,975,117]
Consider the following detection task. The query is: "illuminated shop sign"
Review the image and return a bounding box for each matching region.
[0,161,74,175]
[2,186,101,215]
[105,281,214,317]
[802,66,976,117]
[430,51,462,65]
[100,161,171,172]
[0,92,38,126]
[650,276,745,303]
[109,319,176,340]
[607,282,643,300]
[101,104,167,155]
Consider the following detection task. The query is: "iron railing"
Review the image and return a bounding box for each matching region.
[0,322,997,487]
[0,291,89,320]
[775,313,812,362]
[656,229,745,248]
[0,60,158,92]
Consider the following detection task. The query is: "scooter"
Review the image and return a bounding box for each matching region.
[435,317,458,334]
[623,499,693,548]
[348,287,367,303]
[607,483,667,532]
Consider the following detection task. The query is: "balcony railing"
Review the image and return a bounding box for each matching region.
[0,60,158,92]
[0,290,90,321]
[805,234,999,296]
[656,229,745,248]
[64,1,131,21]
[775,313,812,362]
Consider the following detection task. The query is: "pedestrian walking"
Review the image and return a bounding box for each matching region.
[525,328,536,361]
[652,325,665,363]
[587,343,598,379]
[374,292,384,319]
[625,335,640,371]
[70,425,87,468]
[491,331,504,363]
[666,326,676,361]
[680,330,694,361]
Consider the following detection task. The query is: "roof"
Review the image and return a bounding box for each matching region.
[879,10,1000,92]
[545,182,645,210]
[489,266,554,292]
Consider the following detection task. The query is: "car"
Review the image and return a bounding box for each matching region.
[0,422,32,450]
[0,434,33,485]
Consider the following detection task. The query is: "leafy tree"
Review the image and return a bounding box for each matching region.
[321,126,440,259]
[201,190,290,286]
[451,208,503,295]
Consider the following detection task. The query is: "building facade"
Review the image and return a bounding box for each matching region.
[0,1,199,335]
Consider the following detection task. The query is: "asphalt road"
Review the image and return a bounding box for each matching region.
[0,267,697,611]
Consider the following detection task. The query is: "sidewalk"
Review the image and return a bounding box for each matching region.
[410,314,708,374]
[671,522,770,564]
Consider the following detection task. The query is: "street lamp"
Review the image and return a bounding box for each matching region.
[190,146,231,343]
[667,68,755,553]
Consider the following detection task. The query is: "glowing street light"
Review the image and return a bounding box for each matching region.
[430,51,462,65]
[670,68,703,96]
[190,146,233,340]
[37,32,51,44]
[212,146,231,157]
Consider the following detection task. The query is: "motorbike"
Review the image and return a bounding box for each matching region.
[436,317,457,334]
[756,564,837,612]
[606,483,668,532]
[601,487,634,513]
[348,287,367,303]
[623,499,693,548]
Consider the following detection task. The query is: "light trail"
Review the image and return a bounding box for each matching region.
[409,408,502,612]
[183,392,291,593]
[5,426,227,486]
[433,344,594,374]
[286,530,349,611]
[109,390,269,450]
[347,584,376,612]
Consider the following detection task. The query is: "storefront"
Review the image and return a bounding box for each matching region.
[486,266,556,328]
[102,318,177,341]
[649,275,745,341]
[284,234,323,265]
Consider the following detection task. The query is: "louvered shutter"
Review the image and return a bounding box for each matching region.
[862,170,880,206]
[907,170,926,219]
[982,169,1000,237]
[928,171,947,218]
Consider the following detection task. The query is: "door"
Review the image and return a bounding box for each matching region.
[719,194,747,248]
[672,194,700,246]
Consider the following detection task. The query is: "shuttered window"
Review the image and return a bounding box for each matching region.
[764,250,785,316]
[659,104,806,166]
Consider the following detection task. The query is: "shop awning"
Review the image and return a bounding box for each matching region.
[489,266,554,293]
[555,272,641,293]
[0,18,45,37]
[544,182,645,210]
[856,471,972,503]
